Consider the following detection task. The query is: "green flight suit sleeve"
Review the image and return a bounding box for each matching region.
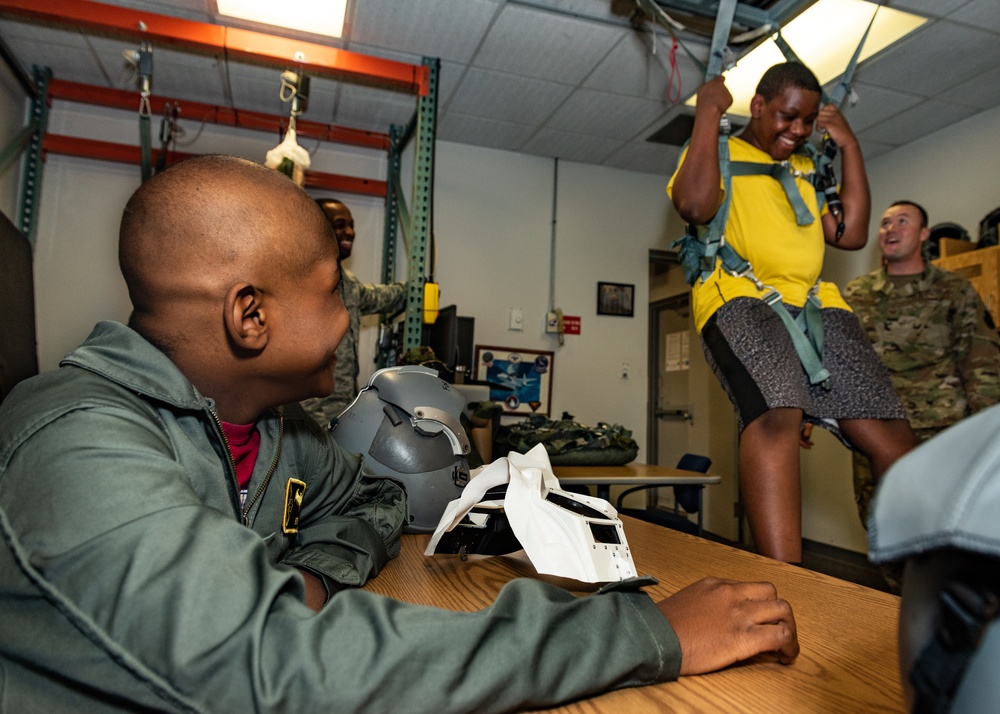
[304,578,681,713]
[1,401,680,713]
[276,424,407,593]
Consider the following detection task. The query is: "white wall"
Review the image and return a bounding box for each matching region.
[433,143,674,436]
[29,100,674,467]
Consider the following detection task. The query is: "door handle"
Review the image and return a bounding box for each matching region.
[656,405,692,423]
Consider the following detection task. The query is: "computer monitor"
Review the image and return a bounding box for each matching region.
[456,315,475,375]
[422,305,474,384]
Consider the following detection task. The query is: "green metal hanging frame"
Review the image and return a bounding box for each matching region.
[17,65,51,247]
[382,56,440,355]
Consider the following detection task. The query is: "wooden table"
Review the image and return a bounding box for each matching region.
[553,464,722,533]
[552,464,722,500]
[364,516,904,713]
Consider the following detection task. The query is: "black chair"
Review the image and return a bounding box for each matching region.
[615,454,712,536]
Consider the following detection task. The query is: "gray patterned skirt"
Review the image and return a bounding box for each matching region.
[700,297,905,443]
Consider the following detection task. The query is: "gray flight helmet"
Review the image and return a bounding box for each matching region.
[331,365,471,533]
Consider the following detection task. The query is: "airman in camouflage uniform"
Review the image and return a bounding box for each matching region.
[300,199,405,427]
[844,201,1000,588]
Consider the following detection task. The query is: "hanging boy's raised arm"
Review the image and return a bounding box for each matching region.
[670,76,731,225]
[817,104,870,250]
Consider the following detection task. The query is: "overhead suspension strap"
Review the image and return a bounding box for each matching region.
[633,0,707,76]
[773,2,879,110]
[708,0,739,138]
[830,4,881,109]
[136,42,153,183]
[156,102,177,174]
[771,3,879,242]
[706,0,739,80]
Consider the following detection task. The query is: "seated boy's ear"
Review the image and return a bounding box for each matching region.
[225,283,268,351]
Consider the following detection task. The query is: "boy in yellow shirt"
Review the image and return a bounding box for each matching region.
[668,62,918,563]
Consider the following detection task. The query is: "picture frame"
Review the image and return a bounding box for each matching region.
[474,345,554,416]
[597,281,635,317]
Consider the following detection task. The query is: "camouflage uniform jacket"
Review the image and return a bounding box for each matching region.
[302,268,405,426]
[844,263,1000,433]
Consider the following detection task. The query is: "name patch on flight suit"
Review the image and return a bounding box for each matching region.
[282,478,307,534]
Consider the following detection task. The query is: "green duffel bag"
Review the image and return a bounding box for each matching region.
[496,412,638,466]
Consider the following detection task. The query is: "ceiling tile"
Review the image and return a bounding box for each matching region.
[0,19,89,47]
[545,88,670,140]
[837,81,924,133]
[334,83,418,132]
[438,113,537,152]
[349,0,500,64]
[859,98,980,146]
[886,0,978,19]
[519,128,623,164]
[859,20,1000,97]
[857,138,899,161]
[447,67,573,125]
[345,42,462,107]
[519,0,628,23]
[4,40,86,84]
[583,30,706,104]
[602,141,680,176]
[950,0,1000,33]
[107,0,211,19]
[937,63,1000,109]
[473,3,622,83]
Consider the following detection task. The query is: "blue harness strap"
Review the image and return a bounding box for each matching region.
[706,0,739,79]
[671,133,831,389]
[763,286,830,388]
[730,160,816,226]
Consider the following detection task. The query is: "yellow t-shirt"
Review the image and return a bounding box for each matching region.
[667,136,851,331]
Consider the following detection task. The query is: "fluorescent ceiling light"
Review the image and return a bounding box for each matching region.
[216,0,347,38]
[687,0,927,116]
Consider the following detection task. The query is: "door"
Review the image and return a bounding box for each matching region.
[646,293,693,506]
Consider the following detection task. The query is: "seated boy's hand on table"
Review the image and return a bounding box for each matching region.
[658,577,799,675]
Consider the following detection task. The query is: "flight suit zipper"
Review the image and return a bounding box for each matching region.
[210,409,284,526]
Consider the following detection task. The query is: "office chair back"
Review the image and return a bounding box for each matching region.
[616,453,712,535]
[674,453,712,512]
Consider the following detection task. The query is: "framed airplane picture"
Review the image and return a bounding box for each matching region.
[474,345,554,416]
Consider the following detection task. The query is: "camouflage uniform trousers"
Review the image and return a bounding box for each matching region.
[300,269,405,429]
[852,427,939,593]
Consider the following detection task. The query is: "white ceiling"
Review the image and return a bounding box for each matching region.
[2,0,998,175]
